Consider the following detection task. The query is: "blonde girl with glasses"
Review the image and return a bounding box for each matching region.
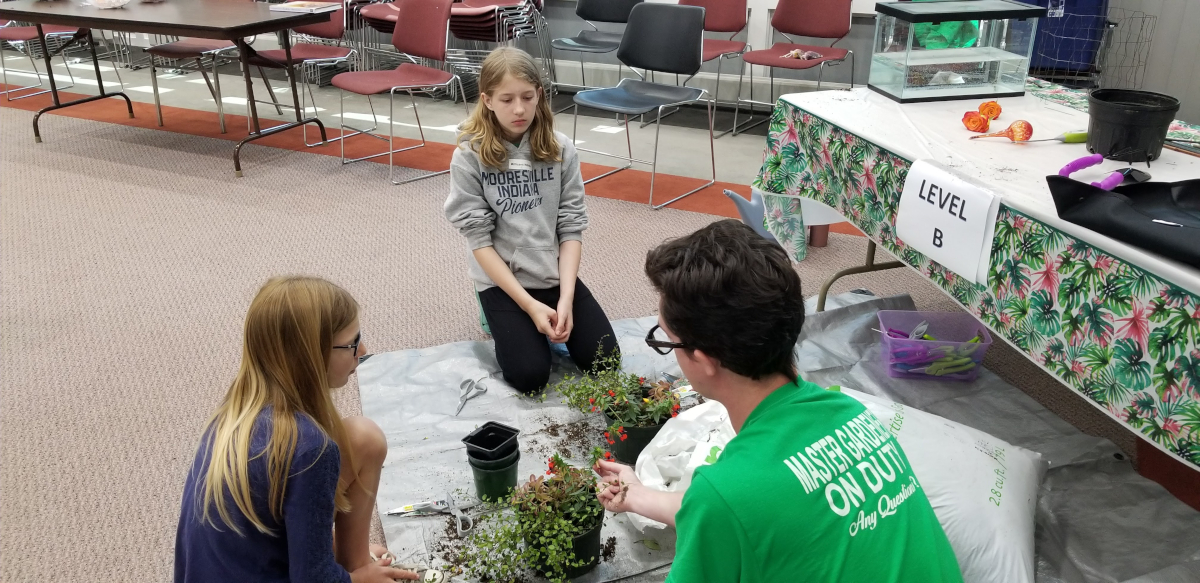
[174,276,417,583]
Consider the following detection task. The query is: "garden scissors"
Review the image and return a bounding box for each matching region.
[386,492,479,536]
[455,377,487,416]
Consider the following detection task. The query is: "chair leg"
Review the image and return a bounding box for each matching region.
[651,96,716,210]
[458,76,470,114]
[388,88,450,185]
[258,65,284,115]
[197,57,228,134]
[213,59,226,134]
[150,60,163,126]
[577,105,634,185]
[848,51,855,89]
[722,59,745,139]
[0,42,47,100]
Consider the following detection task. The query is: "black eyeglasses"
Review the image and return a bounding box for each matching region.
[645,324,689,356]
[333,332,362,355]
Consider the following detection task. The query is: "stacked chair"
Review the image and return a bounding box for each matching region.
[445,0,551,98]
[679,0,751,138]
[731,0,854,135]
[145,38,238,132]
[549,0,640,96]
[331,0,468,185]
[570,2,715,210]
[246,3,358,146]
[0,22,82,100]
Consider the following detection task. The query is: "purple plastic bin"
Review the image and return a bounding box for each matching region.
[878,311,993,382]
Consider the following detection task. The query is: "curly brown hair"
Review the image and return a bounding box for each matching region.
[645,220,804,380]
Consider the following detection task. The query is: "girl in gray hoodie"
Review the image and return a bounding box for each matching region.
[444,47,618,393]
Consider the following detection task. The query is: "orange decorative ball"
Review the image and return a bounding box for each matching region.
[962,111,991,133]
[978,101,1002,120]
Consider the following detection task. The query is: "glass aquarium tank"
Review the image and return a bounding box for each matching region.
[869,0,1046,103]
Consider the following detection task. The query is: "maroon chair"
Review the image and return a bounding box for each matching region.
[731,0,853,135]
[679,0,749,138]
[331,0,467,185]
[247,5,357,146]
[146,38,238,133]
[0,24,85,100]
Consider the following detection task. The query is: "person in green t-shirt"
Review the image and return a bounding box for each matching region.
[593,219,963,583]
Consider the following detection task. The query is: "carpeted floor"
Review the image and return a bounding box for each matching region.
[0,105,1136,582]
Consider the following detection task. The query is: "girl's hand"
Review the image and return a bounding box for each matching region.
[525,301,560,339]
[350,556,419,582]
[551,296,574,343]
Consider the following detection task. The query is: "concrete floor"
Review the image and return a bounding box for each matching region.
[1,45,778,185]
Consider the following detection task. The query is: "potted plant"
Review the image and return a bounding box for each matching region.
[460,450,607,582]
[554,354,682,463]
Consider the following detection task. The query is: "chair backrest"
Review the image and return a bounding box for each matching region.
[617,3,704,76]
[771,0,851,39]
[294,7,346,40]
[679,0,747,34]
[390,0,453,61]
[576,0,643,24]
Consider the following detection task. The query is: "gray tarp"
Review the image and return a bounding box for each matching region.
[357,293,1200,582]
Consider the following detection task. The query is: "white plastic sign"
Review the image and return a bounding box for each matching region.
[895,160,1001,285]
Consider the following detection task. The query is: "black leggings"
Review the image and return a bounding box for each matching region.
[479,280,619,394]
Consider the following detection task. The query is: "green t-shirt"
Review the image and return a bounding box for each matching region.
[666,379,963,583]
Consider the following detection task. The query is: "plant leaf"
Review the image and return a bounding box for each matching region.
[636,539,661,551]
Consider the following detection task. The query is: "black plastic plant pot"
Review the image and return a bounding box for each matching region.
[1087,89,1180,162]
[468,452,519,501]
[467,446,519,471]
[606,417,666,464]
[531,519,603,580]
[462,421,520,462]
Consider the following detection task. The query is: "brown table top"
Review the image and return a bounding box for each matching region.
[0,0,331,40]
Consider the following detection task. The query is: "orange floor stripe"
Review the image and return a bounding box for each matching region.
[1,83,860,233]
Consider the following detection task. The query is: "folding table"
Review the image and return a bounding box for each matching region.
[0,0,333,176]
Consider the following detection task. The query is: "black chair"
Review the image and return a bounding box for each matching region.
[571,3,715,210]
[550,0,642,95]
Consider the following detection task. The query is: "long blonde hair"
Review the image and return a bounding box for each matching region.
[198,276,359,535]
[460,47,559,169]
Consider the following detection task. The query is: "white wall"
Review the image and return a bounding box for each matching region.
[1108,0,1200,123]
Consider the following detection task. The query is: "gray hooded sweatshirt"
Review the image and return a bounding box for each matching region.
[445,130,588,292]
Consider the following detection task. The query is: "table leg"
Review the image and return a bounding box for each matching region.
[283,31,303,123]
[815,241,905,312]
[31,26,132,144]
[233,35,327,178]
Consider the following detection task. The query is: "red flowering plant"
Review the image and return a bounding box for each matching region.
[553,353,683,440]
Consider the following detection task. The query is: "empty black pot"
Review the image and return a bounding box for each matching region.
[1087,89,1180,163]
[462,421,520,461]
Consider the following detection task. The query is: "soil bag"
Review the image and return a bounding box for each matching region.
[841,388,1046,583]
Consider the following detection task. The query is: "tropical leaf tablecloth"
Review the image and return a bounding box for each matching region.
[753,79,1200,468]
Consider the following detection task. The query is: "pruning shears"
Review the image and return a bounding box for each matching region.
[386,492,479,536]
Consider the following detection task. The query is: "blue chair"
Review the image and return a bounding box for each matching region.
[570,2,715,210]
[550,0,643,94]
